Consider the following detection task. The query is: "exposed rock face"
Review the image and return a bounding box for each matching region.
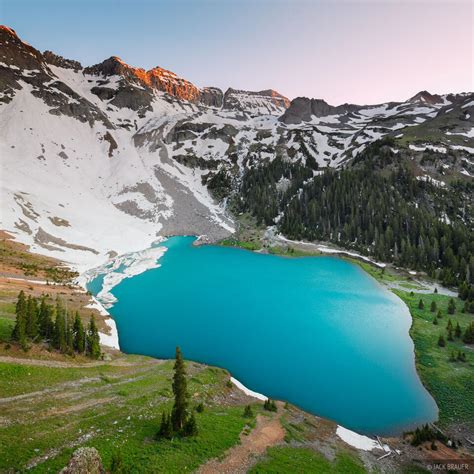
[280,97,360,124]
[60,447,104,474]
[223,88,290,115]
[200,86,224,107]
[85,56,202,103]
[408,90,443,105]
[43,50,82,70]
[0,25,47,70]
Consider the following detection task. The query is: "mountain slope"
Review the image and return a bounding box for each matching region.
[0,25,472,274]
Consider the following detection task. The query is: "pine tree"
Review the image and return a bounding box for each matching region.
[73,312,85,354]
[437,335,446,347]
[437,310,442,319]
[53,311,66,352]
[12,290,27,348]
[171,346,188,433]
[183,412,198,437]
[243,405,253,418]
[463,322,474,344]
[448,298,456,315]
[86,315,101,359]
[446,319,453,331]
[433,317,438,325]
[455,322,462,338]
[26,296,38,339]
[418,299,424,310]
[430,301,437,312]
[157,412,173,439]
[264,399,277,412]
[447,327,454,341]
[38,296,54,340]
[65,313,74,354]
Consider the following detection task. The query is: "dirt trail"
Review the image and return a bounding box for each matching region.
[0,355,162,368]
[198,409,285,474]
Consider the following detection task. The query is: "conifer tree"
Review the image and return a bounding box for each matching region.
[437,310,442,319]
[53,310,67,352]
[171,346,188,432]
[463,322,474,344]
[157,412,172,439]
[418,299,424,310]
[430,301,437,312]
[38,296,53,340]
[437,334,446,347]
[73,312,85,354]
[12,290,27,348]
[65,313,74,354]
[183,412,198,437]
[448,298,456,315]
[86,315,101,359]
[243,405,253,418]
[455,322,462,338]
[446,319,453,331]
[26,296,38,339]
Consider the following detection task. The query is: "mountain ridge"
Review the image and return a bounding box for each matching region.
[0,23,472,274]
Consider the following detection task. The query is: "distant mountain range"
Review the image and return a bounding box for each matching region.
[0,24,472,271]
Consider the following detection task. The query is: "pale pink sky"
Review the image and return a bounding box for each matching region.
[2,0,473,104]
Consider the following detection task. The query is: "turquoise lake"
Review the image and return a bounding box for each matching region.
[90,236,437,435]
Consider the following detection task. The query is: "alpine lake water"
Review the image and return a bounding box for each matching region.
[89,236,437,435]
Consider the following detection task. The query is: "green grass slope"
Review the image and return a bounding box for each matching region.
[0,357,254,473]
[393,291,474,430]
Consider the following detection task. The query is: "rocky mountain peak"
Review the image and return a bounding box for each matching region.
[259,89,291,108]
[0,24,47,71]
[408,90,443,105]
[0,25,18,38]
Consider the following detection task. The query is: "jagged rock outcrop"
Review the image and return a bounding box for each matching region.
[200,86,224,107]
[280,97,360,124]
[43,50,82,70]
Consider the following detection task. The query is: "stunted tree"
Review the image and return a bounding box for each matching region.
[183,412,198,437]
[455,322,462,338]
[430,301,437,313]
[171,346,189,432]
[448,298,456,315]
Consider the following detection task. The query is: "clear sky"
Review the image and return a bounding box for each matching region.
[1,0,472,104]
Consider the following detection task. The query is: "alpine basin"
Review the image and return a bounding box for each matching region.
[94,236,437,435]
